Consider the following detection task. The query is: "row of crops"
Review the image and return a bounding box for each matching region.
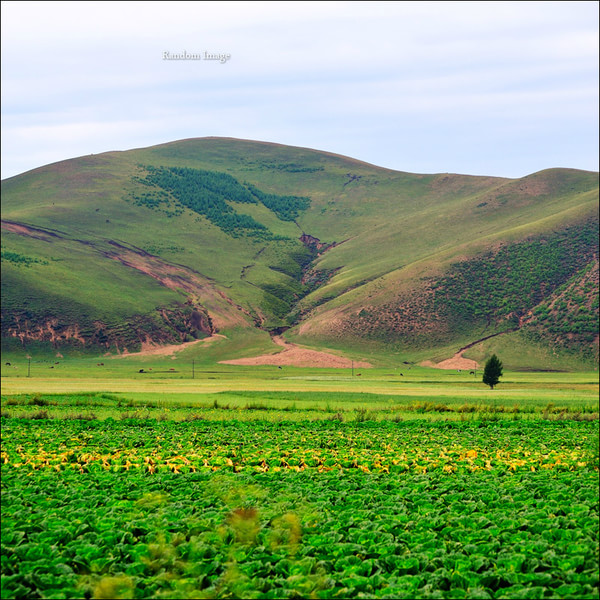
[2,417,598,599]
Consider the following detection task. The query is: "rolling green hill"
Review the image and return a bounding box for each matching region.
[1,137,598,369]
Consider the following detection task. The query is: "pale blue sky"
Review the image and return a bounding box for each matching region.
[1,1,598,179]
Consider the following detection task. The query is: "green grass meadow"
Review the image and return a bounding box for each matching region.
[2,353,598,421]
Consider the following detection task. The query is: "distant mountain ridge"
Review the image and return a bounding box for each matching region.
[1,137,598,369]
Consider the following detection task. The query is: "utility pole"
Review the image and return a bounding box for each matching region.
[27,357,31,378]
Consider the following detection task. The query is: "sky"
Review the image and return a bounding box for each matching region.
[1,0,598,179]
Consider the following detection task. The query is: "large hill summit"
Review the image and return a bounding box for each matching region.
[1,138,598,369]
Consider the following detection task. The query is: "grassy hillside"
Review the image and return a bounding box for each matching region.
[1,138,598,368]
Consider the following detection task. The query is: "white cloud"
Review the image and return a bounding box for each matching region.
[1,1,598,179]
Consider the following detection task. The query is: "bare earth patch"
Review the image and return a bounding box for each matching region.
[112,334,226,358]
[434,355,479,370]
[422,350,480,370]
[220,337,372,368]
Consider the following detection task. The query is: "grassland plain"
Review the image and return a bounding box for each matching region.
[1,361,599,599]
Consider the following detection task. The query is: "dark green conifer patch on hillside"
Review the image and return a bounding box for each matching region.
[128,166,311,237]
[1,250,49,267]
[244,183,310,222]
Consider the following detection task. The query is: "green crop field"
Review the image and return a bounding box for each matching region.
[1,362,598,599]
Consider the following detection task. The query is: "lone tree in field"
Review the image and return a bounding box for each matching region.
[482,354,503,389]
